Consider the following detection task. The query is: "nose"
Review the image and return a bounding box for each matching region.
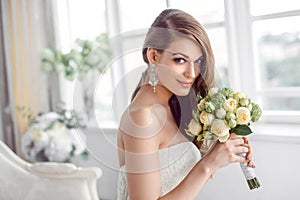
[183,62,196,79]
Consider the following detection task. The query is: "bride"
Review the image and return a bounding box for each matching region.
[117,9,254,200]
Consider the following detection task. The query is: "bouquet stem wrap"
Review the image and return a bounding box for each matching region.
[239,153,261,190]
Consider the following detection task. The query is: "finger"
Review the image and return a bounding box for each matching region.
[234,154,248,163]
[243,144,256,167]
[230,133,240,139]
[248,160,256,168]
[230,138,245,146]
[244,144,252,160]
[234,146,249,154]
[242,136,249,145]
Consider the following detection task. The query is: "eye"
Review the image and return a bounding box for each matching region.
[195,58,202,64]
[193,59,203,71]
[173,57,186,64]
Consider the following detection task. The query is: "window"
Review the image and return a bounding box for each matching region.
[54,0,114,127]
[249,0,300,122]
[55,0,300,129]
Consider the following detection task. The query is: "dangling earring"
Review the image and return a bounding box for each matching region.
[148,63,158,93]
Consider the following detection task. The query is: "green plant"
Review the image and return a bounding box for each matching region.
[41,33,112,81]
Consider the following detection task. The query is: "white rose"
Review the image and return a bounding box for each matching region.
[44,132,72,162]
[199,111,215,126]
[223,98,237,111]
[187,119,202,136]
[210,119,230,137]
[32,130,49,150]
[236,107,251,125]
[216,108,226,119]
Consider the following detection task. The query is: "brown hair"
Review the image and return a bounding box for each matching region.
[132,9,215,127]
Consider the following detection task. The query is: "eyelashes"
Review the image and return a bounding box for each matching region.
[173,57,186,64]
[172,57,203,71]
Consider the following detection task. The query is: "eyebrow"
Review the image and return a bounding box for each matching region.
[172,52,204,61]
[171,52,190,58]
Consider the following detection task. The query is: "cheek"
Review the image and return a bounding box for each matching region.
[157,65,181,83]
[157,64,183,77]
[157,65,191,96]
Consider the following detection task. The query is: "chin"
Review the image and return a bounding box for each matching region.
[173,88,191,96]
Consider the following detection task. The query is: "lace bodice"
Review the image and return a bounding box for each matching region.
[117,142,201,200]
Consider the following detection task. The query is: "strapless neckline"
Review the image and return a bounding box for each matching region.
[119,141,196,169]
[117,141,201,199]
[159,141,192,151]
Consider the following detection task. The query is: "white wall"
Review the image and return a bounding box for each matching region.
[72,128,119,200]
[73,127,300,200]
[196,134,300,200]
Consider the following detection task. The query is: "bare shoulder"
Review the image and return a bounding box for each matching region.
[118,104,167,152]
[119,104,167,139]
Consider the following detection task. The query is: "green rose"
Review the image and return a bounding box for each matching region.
[219,87,234,98]
[251,103,262,122]
[210,93,226,110]
[205,102,215,113]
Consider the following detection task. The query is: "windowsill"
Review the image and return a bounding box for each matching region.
[250,122,300,143]
[84,118,118,133]
[83,118,300,143]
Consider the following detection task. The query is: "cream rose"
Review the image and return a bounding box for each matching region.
[233,91,246,101]
[199,111,215,126]
[218,132,230,142]
[236,107,251,125]
[210,119,230,137]
[187,119,202,136]
[197,98,206,111]
[224,98,237,111]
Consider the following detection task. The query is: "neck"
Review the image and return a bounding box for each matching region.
[137,69,173,105]
[137,84,173,106]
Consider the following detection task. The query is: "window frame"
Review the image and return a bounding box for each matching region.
[225,0,300,124]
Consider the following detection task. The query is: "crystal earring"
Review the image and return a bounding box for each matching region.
[148,63,158,93]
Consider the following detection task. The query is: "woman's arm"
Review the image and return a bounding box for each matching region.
[158,134,249,200]
[119,105,166,200]
[119,106,250,200]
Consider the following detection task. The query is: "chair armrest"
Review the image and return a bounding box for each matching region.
[28,162,77,174]
[28,162,102,180]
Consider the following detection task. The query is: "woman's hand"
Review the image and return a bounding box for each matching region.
[242,136,255,168]
[203,133,254,172]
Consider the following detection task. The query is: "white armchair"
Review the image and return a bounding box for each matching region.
[0,140,102,200]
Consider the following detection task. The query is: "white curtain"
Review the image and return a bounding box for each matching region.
[1,0,60,155]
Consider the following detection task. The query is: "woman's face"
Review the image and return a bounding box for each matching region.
[156,37,203,96]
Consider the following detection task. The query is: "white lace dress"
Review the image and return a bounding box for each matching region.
[117,142,201,200]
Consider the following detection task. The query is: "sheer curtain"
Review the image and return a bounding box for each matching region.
[1,0,59,155]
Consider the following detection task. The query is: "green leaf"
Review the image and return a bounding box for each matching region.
[80,150,89,160]
[231,125,252,136]
[44,121,56,131]
[70,145,76,157]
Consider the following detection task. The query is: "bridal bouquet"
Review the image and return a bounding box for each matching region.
[20,106,88,162]
[185,87,262,190]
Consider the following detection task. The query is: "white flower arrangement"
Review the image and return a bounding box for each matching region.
[185,87,262,190]
[20,107,88,162]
